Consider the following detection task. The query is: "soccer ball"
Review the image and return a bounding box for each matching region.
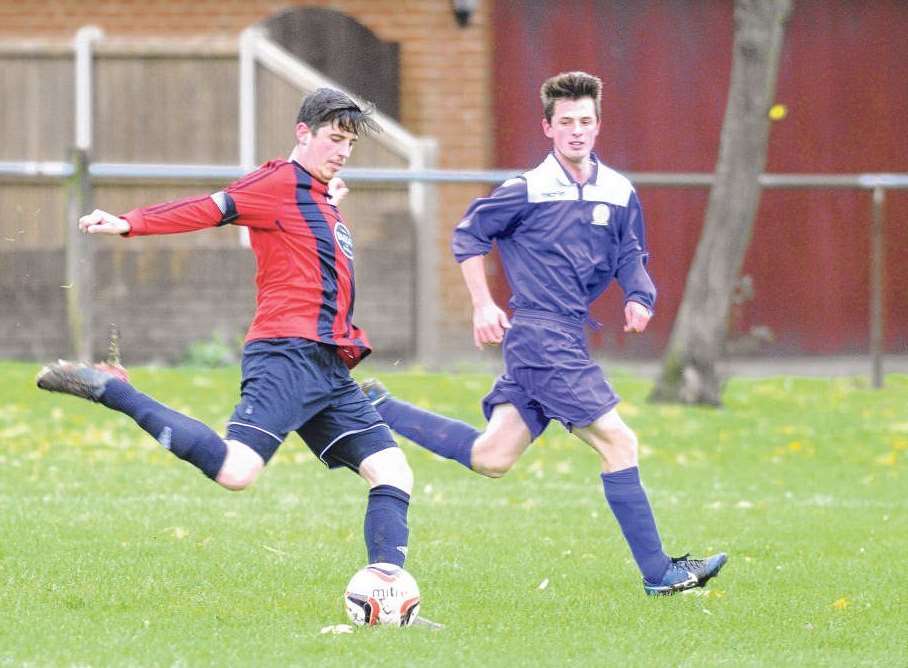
[343,563,421,627]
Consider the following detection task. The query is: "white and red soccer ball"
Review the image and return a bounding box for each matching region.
[343,563,421,627]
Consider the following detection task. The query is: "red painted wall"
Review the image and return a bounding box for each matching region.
[492,0,907,356]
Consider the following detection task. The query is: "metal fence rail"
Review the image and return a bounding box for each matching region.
[4,160,908,188]
[1,157,905,387]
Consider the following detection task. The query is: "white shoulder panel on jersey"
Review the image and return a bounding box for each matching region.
[524,154,579,203]
[584,163,633,207]
[210,191,228,214]
[500,177,525,189]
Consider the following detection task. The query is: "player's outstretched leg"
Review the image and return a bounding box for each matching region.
[361,379,477,470]
[37,360,227,479]
[643,552,728,596]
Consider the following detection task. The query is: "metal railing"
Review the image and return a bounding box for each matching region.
[4,159,907,188]
[2,157,905,387]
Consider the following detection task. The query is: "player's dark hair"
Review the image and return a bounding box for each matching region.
[540,71,603,122]
[296,87,380,136]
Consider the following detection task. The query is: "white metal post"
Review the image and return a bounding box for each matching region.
[74,26,103,151]
[869,187,886,388]
[69,26,103,361]
[237,27,259,247]
[410,138,440,367]
[239,27,258,171]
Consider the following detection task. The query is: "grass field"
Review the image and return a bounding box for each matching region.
[1,360,906,666]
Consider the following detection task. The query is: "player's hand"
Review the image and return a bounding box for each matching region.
[328,177,349,204]
[623,301,652,333]
[472,303,511,349]
[79,209,130,235]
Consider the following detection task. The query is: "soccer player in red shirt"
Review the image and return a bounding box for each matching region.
[37,88,414,572]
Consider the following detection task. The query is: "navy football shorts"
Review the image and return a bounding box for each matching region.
[224,338,395,470]
[482,309,620,440]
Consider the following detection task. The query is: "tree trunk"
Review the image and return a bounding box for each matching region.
[649,0,793,405]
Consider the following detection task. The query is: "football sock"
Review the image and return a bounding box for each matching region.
[601,467,671,583]
[100,379,227,479]
[376,398,477,470]
[364,484,410,567]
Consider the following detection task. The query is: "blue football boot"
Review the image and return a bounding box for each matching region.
[643,552,728,596]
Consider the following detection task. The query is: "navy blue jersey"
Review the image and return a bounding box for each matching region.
[452,153,656,316]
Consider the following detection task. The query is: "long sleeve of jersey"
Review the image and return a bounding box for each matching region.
[614,191,657,313]
[122,163,283,236]
[122,194,223,236]
[452,178,528,262]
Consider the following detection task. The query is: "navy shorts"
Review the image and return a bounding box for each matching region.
[482,310,620,440]
[225,338,395,471]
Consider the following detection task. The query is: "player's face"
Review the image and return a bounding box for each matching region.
[295,120,357,183]
[542,97,600,166]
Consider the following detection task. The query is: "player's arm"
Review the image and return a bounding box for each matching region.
[452,178,526,349]
[121,193,226,236]
[79,163,292,239]
[79,192,223,237]
[615,190,656,333]
[460,255,511,349]
[117,162,290,238]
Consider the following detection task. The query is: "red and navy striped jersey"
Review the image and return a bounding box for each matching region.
[121,160,371,368]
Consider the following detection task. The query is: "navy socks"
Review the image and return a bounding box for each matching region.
[100,379,227,479]
[377,398,477,470]
[601,467,671,583]
[364,485,411,566]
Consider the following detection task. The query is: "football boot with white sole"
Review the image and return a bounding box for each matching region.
[643,552,728,596]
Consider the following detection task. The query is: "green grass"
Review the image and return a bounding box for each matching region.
[1,361,906,666]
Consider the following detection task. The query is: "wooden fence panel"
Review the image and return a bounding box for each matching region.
[94,55,238,164]
[0,54,74,161]
[1,43,417,362]
[0,182,67,248]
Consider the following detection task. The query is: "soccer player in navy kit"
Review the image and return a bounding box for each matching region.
[37,88,414,572]
[363,72,727,595]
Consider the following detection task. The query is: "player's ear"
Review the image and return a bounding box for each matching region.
[541,117,554,139]
[295,122,312,146]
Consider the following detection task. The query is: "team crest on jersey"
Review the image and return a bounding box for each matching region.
[334,222,354,259]
[592,204,610,226]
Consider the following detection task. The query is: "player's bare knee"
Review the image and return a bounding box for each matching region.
[613,427,638,456]
[217,460,263,491]
[598,426,638,467]
[595,418,636,449]
[471,435,522,478]
[360,447,413,494]
[475,463,511,478]
[471,450,515,478]
[216,440,265,491]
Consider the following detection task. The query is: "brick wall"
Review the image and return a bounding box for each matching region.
[1,0,492,359]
